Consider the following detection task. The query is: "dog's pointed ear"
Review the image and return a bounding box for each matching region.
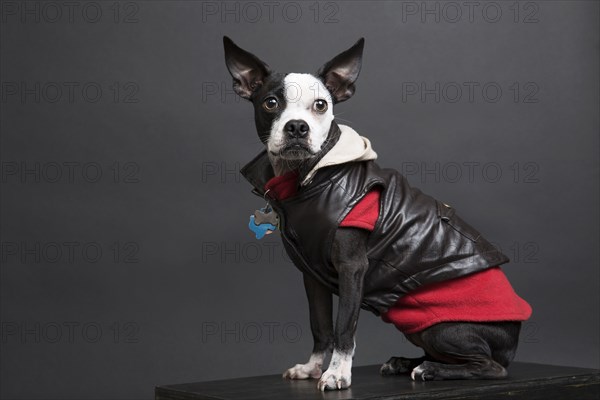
[317,38,364,103]
[223,36,271,100]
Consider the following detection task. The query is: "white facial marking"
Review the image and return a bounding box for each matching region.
[268,73,334,157]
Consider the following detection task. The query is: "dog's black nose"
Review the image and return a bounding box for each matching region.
[284,120,309,139]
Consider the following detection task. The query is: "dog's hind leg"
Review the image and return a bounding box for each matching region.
[410,357,508,381]
[406,321,521,381]
[380,355,430,375]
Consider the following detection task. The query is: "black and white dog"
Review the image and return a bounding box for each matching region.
[223,37,531,391]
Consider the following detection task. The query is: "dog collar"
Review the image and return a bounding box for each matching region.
[240,121,343,194]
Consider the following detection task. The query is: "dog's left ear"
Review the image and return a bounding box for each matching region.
[317,38,365,103]
[223,36,272,100]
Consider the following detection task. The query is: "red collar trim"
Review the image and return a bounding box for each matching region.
[264,170,299,201]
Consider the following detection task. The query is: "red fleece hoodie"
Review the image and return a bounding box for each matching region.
[264,170,532,334]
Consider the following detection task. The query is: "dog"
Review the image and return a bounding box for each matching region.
[223,36,532,391]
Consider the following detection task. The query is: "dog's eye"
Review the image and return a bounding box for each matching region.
[313,99,328,113]
[263,97,279,111]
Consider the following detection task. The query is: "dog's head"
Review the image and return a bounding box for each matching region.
[223,37,364,166]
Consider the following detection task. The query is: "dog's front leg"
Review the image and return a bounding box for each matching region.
[317,228,369,391]
[283,273,333,380]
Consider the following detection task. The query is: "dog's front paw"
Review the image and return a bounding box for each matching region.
[317,368,351,391]
[411,361,436,381]
[283,363,322,380]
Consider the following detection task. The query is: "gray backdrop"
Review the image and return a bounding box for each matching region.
[1,1,598,399]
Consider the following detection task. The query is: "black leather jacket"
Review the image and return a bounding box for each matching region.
[241,152,509,315]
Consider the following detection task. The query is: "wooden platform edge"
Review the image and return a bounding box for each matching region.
[154,365,600,400]
[405,372,600,400]
[155,386,223,400]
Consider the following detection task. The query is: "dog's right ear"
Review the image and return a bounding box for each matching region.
[223,36,271,100]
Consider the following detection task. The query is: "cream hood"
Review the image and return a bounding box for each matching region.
[301,124,378,186]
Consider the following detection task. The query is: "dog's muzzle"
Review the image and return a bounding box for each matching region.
[280,119,313,159]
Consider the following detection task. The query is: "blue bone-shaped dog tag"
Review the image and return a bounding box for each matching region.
[248,215,277,239]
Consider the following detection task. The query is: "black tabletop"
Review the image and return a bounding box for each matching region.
[155,362,600,400]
